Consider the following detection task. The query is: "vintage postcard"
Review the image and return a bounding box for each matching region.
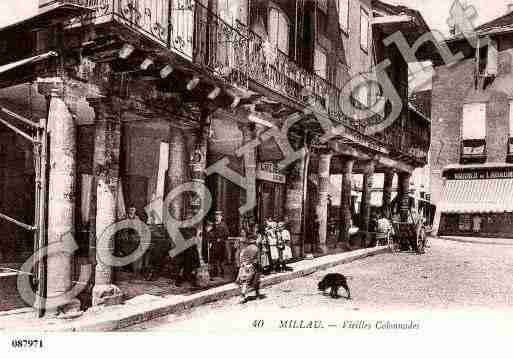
[0,0,512,356]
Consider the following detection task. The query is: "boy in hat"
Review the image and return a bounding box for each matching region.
[236,233,261,304]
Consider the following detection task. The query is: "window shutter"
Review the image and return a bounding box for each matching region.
[338,0,349,32]
[485,38,498,77]
[360,8,369,51]
[314,47,327,79]
[509,101,513,137]
[462,103,486,140]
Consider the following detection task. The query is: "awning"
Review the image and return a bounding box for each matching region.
[0,51,58,76]
[438,178,513,213]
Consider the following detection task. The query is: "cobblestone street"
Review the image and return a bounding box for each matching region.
[123,237,513,332]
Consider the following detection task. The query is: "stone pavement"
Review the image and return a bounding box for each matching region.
[0,246,387,332]
[439,235,513,246]
[123,236,513,333]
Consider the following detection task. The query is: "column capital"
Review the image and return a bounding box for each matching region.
[363,160,376,175]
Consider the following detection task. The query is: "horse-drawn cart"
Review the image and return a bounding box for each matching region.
[390,210,427,254]
[391,222,426,254]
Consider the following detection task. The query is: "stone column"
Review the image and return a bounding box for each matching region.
[238,123,257,232]
[89,97,123,307]
[360,161,375,233]
[316,153,332,254]
[338,157,354,243]
[167,127,189,223]
[398,172,412,222]
[382,169,395,217]
[285,150,308,258]
[40,79,81,315]
[189,122,210,286]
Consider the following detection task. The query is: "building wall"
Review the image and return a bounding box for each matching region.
[429,58,475,205]
[430,38,513,205]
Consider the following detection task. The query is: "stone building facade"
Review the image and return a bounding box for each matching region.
[0,0,431,315]
[431,9,513,238]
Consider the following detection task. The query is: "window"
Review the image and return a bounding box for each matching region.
[219,0,238,24]
[462,103,486,140]
[314,47,327,79]
[360,7,369,52]
[269,7,290,55]
[461,103,487,162]
[338,0,349,33]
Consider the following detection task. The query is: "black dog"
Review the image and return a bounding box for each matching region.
[318,273,351,299]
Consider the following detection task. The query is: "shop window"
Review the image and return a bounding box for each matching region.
[268,6,290,55]
[461,103,487,163]
[508,101,513,163]
[458,214,472,232]
[338,0,349,34]
[507,138,513,163]
[314,47,327,79]
[360,7,369,52]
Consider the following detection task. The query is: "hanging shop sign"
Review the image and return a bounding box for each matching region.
[257,162,286,184]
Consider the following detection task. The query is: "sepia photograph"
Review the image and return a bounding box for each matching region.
[0,0,512,356]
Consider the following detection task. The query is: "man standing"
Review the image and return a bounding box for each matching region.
[206,211,229,278]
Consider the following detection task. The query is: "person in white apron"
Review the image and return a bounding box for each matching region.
[265,220,279,271]
[276,222,293,272]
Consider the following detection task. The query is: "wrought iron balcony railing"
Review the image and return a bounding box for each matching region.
[68,0,430,160]
[72,0,343,120]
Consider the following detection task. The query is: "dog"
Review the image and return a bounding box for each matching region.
[318,273,351,299]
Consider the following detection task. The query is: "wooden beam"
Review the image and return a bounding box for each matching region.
[160,65,174,78]
[118,43,135,59]
[207,86,221,100]
[186,76,200,91]
[140,58,154,70]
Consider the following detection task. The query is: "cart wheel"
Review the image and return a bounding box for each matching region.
[416,227,426,254]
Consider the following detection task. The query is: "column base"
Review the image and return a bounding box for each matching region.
[292,244,302,259]
[196,263,210,287]
[317,243,329,255]
[92,284,123,307]
[46,298,83,319]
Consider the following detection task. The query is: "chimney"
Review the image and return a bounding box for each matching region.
[508,3,513,13]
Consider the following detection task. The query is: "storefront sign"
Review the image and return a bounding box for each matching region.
[450,169,513,180]
[257,162,286,184]
[257,170,286,183]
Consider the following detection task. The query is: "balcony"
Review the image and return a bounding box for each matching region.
[460,139,487,165]
[64,0,425,162]
[68,0,342,120]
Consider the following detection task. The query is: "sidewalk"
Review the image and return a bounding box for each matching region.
[0,246,388,332]
[438,235,513,246]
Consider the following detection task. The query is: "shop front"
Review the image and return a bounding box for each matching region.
[436,165,513,238]
[256,161,287,223]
